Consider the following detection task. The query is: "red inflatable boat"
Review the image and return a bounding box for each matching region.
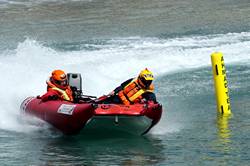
[20,97,162,135]
[20,73,162,135]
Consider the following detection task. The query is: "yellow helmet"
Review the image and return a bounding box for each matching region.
[138,68,154,88]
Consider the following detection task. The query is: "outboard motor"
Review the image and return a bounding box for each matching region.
[67,73,82,102]
[67,73,96,103]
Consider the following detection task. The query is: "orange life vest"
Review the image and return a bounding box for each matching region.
[118,78,154,105]
[46,80,73,102]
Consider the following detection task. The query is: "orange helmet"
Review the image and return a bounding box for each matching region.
[138,68,154,88]
[51,70,68,89]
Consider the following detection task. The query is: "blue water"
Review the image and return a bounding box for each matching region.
[1,0,250,165]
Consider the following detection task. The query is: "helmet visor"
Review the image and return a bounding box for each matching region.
[54,79,68,87]
[140,77,152,88]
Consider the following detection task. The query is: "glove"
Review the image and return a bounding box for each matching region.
[140,98,147,104]
[108,91,115,96]
[41,91,58,102]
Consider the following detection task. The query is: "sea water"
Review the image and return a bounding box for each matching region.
[0,0,250,165]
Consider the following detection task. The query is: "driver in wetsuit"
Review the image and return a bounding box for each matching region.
[40,70,73,102]
[103,68,157,105]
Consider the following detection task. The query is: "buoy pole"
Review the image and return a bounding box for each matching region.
[211,52,231,115]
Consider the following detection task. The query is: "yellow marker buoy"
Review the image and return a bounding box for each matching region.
[211,52,231,115]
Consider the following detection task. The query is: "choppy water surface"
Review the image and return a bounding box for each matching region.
[1,0,250,165]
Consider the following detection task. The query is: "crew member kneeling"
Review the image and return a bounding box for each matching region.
[41,69,73,102]
[107,68,156,105]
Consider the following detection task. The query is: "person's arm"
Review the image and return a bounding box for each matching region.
[41,90,59,102]
[113,78,133,94]
[141,92,157,103]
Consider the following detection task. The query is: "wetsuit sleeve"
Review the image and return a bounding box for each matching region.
[113,78,133,94]
[41,90,59,102]
[141,92,157,103]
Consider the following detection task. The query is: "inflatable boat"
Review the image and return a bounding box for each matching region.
[20,73,162,135]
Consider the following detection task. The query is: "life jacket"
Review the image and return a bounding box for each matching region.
[46,80,73,102]
[118,78,154,105]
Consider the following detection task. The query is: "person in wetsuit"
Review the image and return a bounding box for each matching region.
[40,70,73,102]
[103,68,157,105]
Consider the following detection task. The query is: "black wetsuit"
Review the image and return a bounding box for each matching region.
[104,78,157,104]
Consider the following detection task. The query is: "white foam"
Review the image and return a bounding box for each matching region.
[0,32,250,132]
[0,0,92,8]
